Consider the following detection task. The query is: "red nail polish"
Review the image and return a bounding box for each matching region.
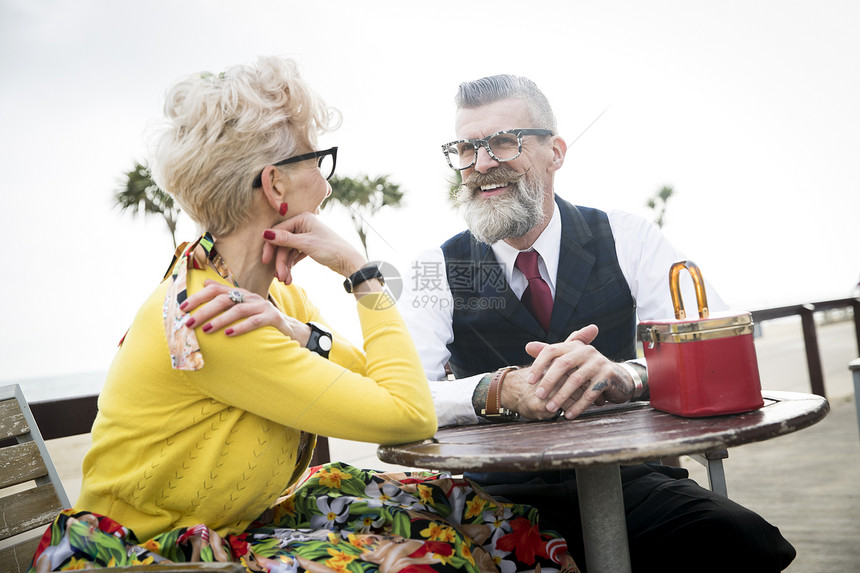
[202,323,212,333]
[263,230,276,240]
[180,301,189,311]
[225,328,234,336]
[185,317,196,328]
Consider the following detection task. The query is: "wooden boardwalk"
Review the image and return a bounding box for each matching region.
[686,317,860,572]
[683,393,859,572]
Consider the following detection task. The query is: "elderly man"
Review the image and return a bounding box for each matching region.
[399,74,795,572]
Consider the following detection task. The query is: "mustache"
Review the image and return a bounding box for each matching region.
[462,166,528,191]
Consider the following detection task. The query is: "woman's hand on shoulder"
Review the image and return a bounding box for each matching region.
[262,212,366,283]
[182,279,310,344]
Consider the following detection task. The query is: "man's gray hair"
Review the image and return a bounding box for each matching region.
[455,74,557,132]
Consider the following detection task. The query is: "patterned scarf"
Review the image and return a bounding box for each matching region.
[162,232,236,371]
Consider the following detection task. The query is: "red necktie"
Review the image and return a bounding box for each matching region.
[515,250,553,331]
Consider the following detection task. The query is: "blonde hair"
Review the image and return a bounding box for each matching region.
[151,56,341,235]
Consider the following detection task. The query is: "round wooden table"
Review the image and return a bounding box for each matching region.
[377,391,829,573]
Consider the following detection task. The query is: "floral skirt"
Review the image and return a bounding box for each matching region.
[30,463,579,573]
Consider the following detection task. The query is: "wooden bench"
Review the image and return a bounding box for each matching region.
[0,384,69,572]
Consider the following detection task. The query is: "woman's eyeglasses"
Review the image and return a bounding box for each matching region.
[252,146,338,187]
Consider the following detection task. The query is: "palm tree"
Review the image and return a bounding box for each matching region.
[115,161,181,248]
[323,174,404,259]
[447,170,462,209]
[646,185,675,229]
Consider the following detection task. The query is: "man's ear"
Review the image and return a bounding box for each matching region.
[548,135,567,173]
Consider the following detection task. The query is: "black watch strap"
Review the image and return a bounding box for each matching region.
[343,265,384,293]
[305,321,332,359]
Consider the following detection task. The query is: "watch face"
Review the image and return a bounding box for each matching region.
[307,322,333,356]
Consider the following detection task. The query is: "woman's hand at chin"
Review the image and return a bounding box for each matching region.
[262,212,366,283]
[181,279,311,344]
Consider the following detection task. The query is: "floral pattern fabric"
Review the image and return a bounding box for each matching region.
[162,233,223,372]
[30,463,579,573]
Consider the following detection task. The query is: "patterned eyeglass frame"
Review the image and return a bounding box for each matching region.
[252,146,338,187]
[441,129,554,170]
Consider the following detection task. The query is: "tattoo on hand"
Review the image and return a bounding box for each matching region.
[592,380,609,393]
[472,374,492,415]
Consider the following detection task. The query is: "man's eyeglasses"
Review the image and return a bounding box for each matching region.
[442,129,553,170]
[252,146,338,187]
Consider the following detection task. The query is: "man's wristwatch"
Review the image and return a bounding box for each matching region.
[480,366,521,420]
[305,321,333,359]
[343,265,385,293]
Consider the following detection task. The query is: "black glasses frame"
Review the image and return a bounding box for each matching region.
[442,129,554,170]
[252,146,338,187]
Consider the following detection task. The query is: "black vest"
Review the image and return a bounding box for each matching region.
[441,196,636,377]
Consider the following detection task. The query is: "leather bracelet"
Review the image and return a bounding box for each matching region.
[618,362,645,399]
[481,366,520,420]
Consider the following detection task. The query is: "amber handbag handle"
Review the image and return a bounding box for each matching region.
[669,260,709,320]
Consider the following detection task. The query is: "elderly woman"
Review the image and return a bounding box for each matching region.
[32,57,576,573]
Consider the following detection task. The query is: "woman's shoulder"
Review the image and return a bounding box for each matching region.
[268,280,316,322]
[112,278,175,364]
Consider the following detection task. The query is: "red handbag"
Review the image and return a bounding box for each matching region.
[637,261,764,417]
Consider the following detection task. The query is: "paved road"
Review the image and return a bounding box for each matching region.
[686,318,859,573]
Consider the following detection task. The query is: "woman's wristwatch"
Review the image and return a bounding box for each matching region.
[343,265,384,293]
[305,321,333,359]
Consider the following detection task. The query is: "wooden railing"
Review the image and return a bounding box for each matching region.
[751,297,860,399]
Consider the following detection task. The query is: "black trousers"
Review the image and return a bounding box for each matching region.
[467,463,796,573]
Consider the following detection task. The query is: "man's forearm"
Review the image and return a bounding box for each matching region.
[470,373,492,417]
[429,375,485,427]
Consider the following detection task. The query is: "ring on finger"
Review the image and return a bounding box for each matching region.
[228,289,245,304]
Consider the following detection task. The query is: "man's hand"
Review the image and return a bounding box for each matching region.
[521,325,636,420]
[496,326,600,420]
[497,367,563,420]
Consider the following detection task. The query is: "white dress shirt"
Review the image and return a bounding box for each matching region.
[398,203,727,427]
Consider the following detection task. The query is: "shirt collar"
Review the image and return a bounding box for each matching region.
[490,201,561,293]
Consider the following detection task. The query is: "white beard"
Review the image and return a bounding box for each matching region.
[457,171,546,245]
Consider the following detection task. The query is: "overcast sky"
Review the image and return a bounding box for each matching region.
[1,0,858,383]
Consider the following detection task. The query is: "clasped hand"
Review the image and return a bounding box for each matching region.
[502,324,636,420]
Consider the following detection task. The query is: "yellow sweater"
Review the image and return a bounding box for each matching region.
[77,268,436,541]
